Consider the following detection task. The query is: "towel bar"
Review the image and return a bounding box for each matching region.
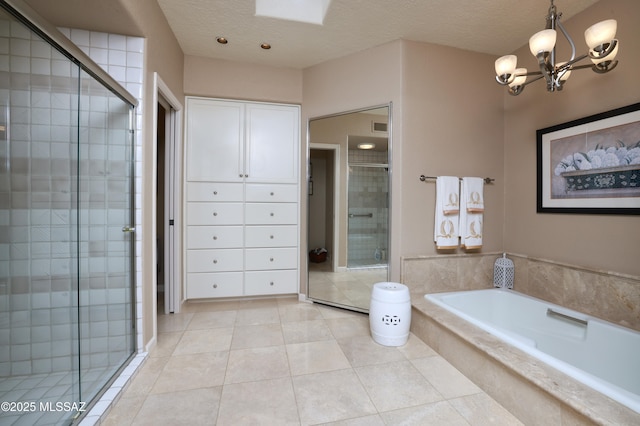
[419,175,495,184]
[348,213,373,218]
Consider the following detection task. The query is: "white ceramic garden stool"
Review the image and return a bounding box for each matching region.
[369,282,411,346]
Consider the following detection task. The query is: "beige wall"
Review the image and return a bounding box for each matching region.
[302,40,403,282]
[184,55,303,104]
[119,0,185,349]
[503,0,640,277]
[400,41,505,258]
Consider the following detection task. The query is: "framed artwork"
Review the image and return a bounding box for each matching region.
[537,102,640,215]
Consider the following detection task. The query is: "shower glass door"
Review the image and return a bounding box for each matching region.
[347,160,389,269]
[76,69,135,406]
[0,5,136,424]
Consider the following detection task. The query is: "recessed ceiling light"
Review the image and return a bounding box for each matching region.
[357,143,375,150]
[260,43,271,50]
[216,36,228,44]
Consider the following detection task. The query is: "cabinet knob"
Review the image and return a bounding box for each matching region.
[270,235,274,239]
[245,174,249,178]
[213,236,218,240]
[270,212,274,217]
[270,257,274,262]
[270,192,274,196]
[213,191,218,195]
[213,259,218,264]
[213,284,218,289]
[213,212,218,216]
[239,174,243,178]
[270,281,274,286]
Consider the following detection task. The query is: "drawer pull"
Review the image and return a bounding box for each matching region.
[270,257,274,262]
[213,212,218,216]
[213,236,218,240]
[270,212,274,217]
[213,259,218,264]
[270,192,274,196]
[213,284,218,289]
[270,281,274,286]
[270,235,274,239]
[213,191,218,195]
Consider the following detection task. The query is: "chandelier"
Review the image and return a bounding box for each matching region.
[495,0,619,96]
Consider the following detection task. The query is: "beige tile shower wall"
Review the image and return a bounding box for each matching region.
[401,253,640,332]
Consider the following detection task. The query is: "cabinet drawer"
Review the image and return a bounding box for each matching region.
[245,270,298,295]
[188,203,243,225]
[187,272,243,298]
[245,247,297,270]
[245,225,297,248]
[187,249,243,273]
[188,182,243,202]
[245,184,297,202]
[245,203,297,225]
[187,226,243,249]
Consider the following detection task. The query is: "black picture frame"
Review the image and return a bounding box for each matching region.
[536,102,640,215]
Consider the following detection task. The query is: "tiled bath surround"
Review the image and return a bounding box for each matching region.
[401,252,640,331]
[403,252,640,424]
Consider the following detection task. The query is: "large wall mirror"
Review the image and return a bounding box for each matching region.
[307,105,391,312]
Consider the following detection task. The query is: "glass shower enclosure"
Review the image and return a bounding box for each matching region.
[347,149,389,269]
[0,2,136,424]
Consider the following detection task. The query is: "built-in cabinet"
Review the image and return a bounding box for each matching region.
[185,97,300,299]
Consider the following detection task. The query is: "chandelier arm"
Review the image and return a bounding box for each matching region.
[556,20,576,62]
[560,53,590,69]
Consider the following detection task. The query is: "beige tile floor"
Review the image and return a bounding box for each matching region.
[103,297,523,425]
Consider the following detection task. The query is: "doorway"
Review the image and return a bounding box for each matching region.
[154,74,183,316]
[309,144,340,272]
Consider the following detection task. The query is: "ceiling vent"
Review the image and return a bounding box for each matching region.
[372,121,388,133]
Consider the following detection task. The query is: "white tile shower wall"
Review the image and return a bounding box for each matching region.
[60,28,145,353]
[0,20,144,377]
[347,149,388,264]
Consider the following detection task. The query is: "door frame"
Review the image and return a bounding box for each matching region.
[309,143,341,272]
[152,73,183,322]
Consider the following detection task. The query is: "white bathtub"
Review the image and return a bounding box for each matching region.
[425,289,640,414]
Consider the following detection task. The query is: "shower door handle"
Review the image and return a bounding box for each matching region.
[122,226,136,233]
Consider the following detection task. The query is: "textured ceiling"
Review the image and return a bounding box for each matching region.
[156,0,600,69]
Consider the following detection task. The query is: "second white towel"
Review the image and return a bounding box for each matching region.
[460,177,483,249]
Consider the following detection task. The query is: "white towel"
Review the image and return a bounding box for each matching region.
[434,176,459,249]
[460,177,483,249]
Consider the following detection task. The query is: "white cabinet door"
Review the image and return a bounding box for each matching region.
[186,98,244,182]
[245,103,299,183]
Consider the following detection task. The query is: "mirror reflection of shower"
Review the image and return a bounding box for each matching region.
[307,105,391,312]
[347,137,388,269]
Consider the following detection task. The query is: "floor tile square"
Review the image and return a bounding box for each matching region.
[217,377,299,425]
[286,340,351,376]
[151,352,228,393]
[224,346,290,384]
[292,369,377,424]
[132,387,221,426]
[355,360,443,412]
[231,323,284,350]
